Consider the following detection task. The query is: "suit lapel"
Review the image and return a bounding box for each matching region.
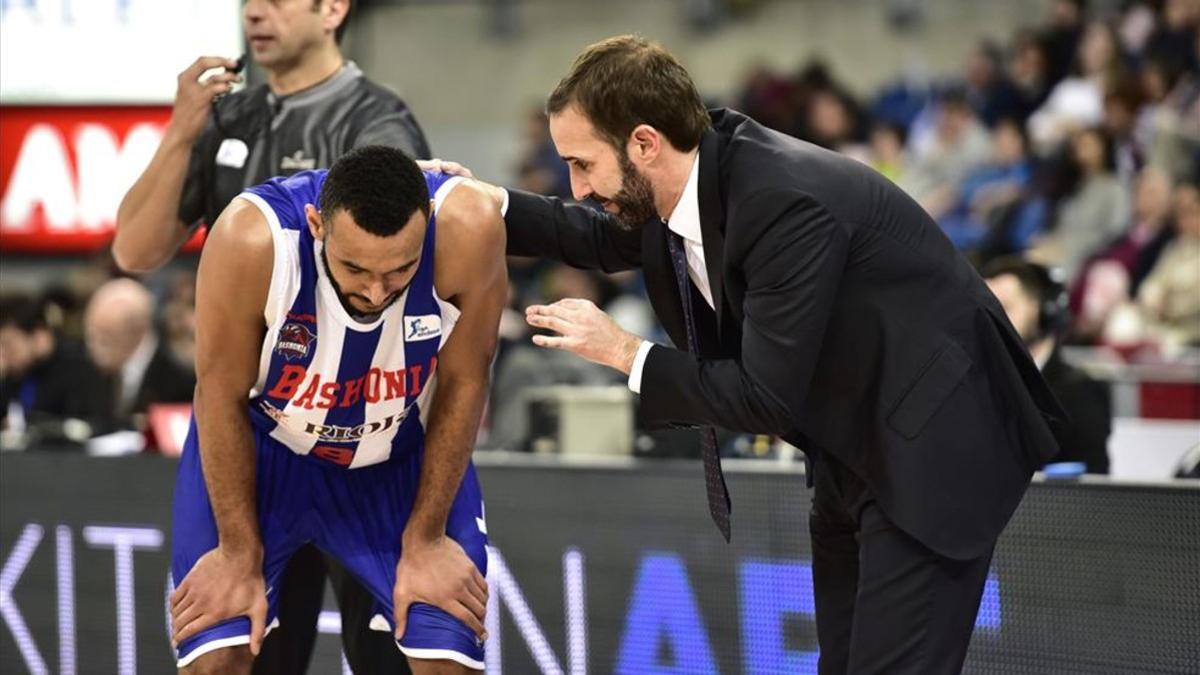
[642,218,689,350]
[697,129,726,336]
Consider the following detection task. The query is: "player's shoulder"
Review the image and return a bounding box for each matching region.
[209,197,274,259]
[433,180,505,288]
[436,180,503,244]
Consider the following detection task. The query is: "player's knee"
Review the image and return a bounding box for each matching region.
[179,645,254,675]
[407,658,480,675]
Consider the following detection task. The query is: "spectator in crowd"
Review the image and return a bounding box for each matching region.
[935,117,1036,250]
[1029,126,1131,278]
[802,88,862,151]
[1009,29,1054,121]
[1108,180,1200,347]
[1040,0,1089,88]
[983,257,1111,474]
[1103,77,1149,183]
[514,106,572,199]
[1072,165,1175,339]
[902,88,992,212]
[0,295,101,440]
[867,121,908,184]
[83,278,194,430]
[160,271,199,370]
[963,39,1026,127]
[1029,20,1124,151]
[1141,55,1200,181]
[1144,0,1200,74]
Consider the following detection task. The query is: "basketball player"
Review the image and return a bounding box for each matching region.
[168,145,504,674]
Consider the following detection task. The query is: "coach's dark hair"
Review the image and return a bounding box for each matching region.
[547,35,710,153]
[319,145,429,237]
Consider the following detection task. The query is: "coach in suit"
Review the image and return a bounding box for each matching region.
[491,36,1064,673]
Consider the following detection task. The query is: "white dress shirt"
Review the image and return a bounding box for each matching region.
[629,154,710,394]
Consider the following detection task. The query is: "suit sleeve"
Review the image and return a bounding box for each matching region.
[504,189,642,272]
[640,191,848,434]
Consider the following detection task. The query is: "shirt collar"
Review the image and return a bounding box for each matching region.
[268,61,362,110]
[664,153,702,244]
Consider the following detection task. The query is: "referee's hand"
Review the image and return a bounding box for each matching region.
[166,56,243,146]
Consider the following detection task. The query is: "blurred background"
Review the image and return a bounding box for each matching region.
[0,1,1197,673]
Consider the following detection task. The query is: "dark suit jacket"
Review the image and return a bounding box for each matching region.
[1042,348,1111,474]
[505,108,1064,559]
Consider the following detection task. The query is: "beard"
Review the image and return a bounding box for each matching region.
[320,244,403,321]
[605,150,660,230]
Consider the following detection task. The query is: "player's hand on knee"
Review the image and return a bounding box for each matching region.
[393,535,488,641]
[170,547,269,655]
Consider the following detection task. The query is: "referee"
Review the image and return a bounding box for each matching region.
[115,2,424,673]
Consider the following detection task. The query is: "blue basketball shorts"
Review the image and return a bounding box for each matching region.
[170,419,488,669]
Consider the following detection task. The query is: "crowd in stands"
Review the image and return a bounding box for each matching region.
[732,0,1198,355]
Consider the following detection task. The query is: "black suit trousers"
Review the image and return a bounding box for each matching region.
[809,455,994,674]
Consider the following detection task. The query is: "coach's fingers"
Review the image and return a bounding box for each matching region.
[526,312,571,335]
[452,601,487,639]
[393,596,411,640]
[248,596,267,656]
[531,334,570,349]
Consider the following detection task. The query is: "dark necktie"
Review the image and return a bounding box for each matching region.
[665,227,732,542]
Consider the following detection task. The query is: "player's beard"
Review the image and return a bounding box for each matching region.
[608,149,659,231]
[320,245,404,322]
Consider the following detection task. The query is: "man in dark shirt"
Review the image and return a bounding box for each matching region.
[114,2,427,672]
[983,257,1112,473]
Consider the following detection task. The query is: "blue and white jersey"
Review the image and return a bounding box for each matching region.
[238,169,466,468]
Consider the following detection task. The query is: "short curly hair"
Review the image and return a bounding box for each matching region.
[319,145,429,237]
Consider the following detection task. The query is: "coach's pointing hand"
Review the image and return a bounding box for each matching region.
[394,535,488,642]
[170,547,268,654]
[526,298,643,375]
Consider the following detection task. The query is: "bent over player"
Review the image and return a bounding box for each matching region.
[168,145,505,674]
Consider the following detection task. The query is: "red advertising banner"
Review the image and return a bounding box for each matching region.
[0,106,205,254]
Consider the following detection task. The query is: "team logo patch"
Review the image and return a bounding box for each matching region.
[404,314,442,342]
[275,322,316,360]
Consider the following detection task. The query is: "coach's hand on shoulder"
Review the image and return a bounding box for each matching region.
[169,546,268,654]
[416,158,474,179]
[394,535,488,642]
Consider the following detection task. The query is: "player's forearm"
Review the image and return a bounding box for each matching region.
[113,130,194,272]
[404,373,489,543]
[194,385,262,560]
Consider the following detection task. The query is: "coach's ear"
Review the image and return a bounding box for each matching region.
[305,204,326,241]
